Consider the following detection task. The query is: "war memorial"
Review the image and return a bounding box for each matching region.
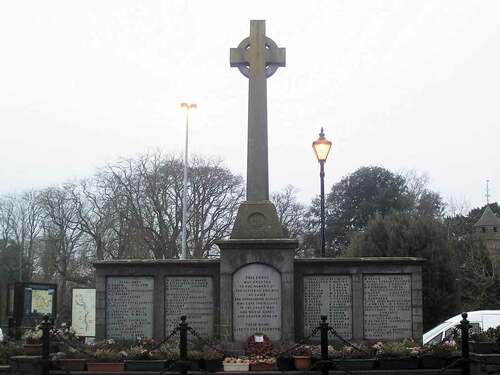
[94,20,424,345]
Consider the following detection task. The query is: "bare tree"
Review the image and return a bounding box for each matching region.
[271,185,307,239]
[188,157,244,258]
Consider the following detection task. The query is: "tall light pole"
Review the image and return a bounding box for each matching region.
[180,102,197,259]
[312,127,332,257]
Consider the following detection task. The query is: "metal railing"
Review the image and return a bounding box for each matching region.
[35,313,473,375]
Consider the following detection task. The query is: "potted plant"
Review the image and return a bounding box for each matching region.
[124,345,167,371]
[202,346,224,373]
[331,344,376,371]
[272,342,294,371]
[375,339,421,370]
[223,357,250,372]
[22,328,43,355]
[421,340,460,369]
[471,327,500,354]
[292,345,312,370]
[87,348,125,372]
[52,349,88,371]
[249,356,276,371]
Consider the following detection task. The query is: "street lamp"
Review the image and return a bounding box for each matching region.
[180,102,197,260]
[312,127,332,257]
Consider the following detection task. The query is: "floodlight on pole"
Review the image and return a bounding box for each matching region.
[180,102,197,260]
[312,127,332,257]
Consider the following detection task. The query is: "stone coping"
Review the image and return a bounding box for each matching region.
[50,370,461,375]
[295,257,426,264]
[95,256,425,266]
[94,259,220,266]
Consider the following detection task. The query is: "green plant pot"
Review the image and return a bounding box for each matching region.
[420,355,448,369]
[277,357,294,371]
[57,359,87,371]
[125,360,167,371]
[470,341,497,354]
[204,359,223,372]
[333,359,376,370]
[378,357,419,370]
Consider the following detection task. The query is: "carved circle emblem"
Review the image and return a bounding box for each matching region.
[248,212,266,229]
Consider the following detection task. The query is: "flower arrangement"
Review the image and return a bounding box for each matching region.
[373,338,421,359]
[422,340,459,358]
[472,327,500,344]
[202,346,224,361]
[223,357,250,371]
[23,328,43,344]
[291,345,312,357]
[93,348,124,363]
[150,343,179,361]
[127,346,151,360]
[245,334,272,357]
[333,344,374,359]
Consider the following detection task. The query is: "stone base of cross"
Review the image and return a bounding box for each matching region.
[231,200,283,239]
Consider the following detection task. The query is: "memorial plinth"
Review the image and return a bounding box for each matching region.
[217,239,297,343]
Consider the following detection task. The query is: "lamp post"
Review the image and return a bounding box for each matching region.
[312,127,332,257]
[180,102,197,260]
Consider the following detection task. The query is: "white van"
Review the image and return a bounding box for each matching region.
[423,310,500,345]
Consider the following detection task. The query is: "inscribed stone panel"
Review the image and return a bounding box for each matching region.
[233,264,281,341]
[363,274,412,340]
[304,275,352,339]
[165,277,214,337]
[106,277,154,340]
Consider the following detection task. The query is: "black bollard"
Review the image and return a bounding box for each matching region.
[40,315,51,375]
[179,316,188,375]
[320,315,329,375]
[460,312,470,375]
[7,316,15,340]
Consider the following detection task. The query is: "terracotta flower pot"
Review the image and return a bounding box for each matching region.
[57,359,87,371]
[293,356,311,370]
[87,362,124,372]
[23,344,42,355]
[250,362,275,371]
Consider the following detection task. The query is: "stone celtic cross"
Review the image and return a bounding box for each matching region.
[230,20,286,201]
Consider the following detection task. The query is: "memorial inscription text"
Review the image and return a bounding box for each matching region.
[304,275,352,339]
[106,277,154,340]
[233,264,281,341]
[165,277,214,337]
[363,274,412,339]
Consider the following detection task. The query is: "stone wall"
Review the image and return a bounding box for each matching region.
[294,257,424,342]
[94,256,423,342]
[94,259,219,340]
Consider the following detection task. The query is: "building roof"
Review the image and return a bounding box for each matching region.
[474,205,500,227]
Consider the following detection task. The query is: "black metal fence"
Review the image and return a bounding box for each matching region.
[35,313,473,375]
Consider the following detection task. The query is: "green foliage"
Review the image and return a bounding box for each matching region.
[347,212,458,330]
[94,348,123,362]
[312,166,445,255]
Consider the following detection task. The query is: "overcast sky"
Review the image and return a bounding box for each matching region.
[1,1,499,212]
